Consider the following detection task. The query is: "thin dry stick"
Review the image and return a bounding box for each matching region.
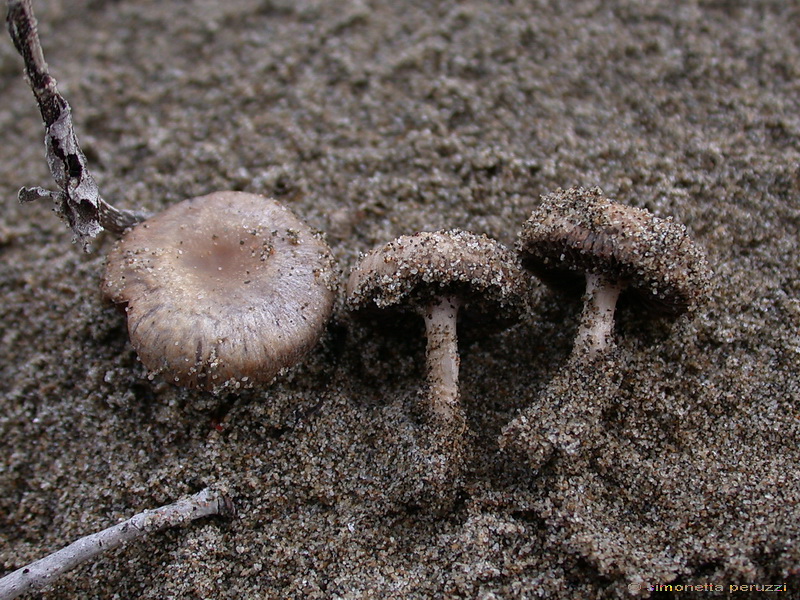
[6,0,148,248]
[0,487,234,600]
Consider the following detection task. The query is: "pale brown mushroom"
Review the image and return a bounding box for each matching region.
[517,186,711,358]
[102,191,337,394]
[501,187,712,465]
[347,230,531,491]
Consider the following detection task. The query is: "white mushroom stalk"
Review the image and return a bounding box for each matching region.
[423,294,464,431]
[574,273,623,358]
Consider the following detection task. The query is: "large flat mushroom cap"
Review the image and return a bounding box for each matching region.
[517,187,711,314]
[346,230,531,318]
[102,191,337,393]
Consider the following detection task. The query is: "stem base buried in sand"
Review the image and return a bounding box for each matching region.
[499,354,623,469]
[421,295,469,492]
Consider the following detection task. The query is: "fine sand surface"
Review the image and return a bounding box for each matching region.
[1,1,799,598]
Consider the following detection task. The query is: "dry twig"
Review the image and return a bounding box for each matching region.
[0,487,234,600]
[5,0,148,248]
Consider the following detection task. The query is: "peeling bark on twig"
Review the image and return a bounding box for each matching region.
[6,0,148,249]
[0,487,235,600]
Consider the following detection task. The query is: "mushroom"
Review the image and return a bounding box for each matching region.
[516,186,711,359]
[346,230,531,492]
[102,191,337,394]
[501,186,711,464]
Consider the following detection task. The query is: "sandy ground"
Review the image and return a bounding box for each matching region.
[1,0,799,598]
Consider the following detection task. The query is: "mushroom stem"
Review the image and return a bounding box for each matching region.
[574,273,623,357]
[423,294,464,428]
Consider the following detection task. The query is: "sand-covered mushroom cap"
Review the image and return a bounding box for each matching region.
[346,229,530,318]
[517,187,711,314]
[102,191,337,393]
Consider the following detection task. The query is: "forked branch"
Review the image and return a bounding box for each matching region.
[6,0,148,248]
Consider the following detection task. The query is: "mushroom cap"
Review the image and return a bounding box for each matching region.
[346,230,531,320]
[102,191,337,393]
[517,187,711,314]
